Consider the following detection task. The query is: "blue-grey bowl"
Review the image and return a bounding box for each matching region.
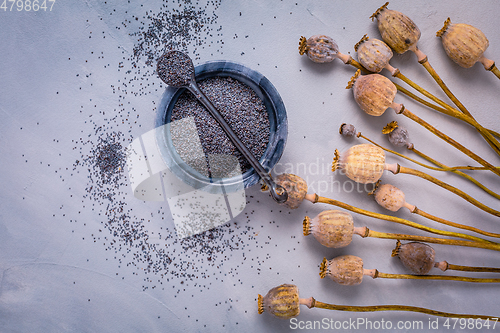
[155,60,287,195]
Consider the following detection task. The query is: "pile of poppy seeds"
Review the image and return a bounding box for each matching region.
[171,76,270,174]
[67,0,281,293]
[130,0,222,67]
[80,129,127,203]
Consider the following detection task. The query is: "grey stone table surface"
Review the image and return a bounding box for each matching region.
[1,1,499,332]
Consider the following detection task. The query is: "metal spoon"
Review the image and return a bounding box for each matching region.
[157,50,288,203]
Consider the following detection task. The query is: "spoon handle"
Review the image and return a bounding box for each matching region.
[187,81,287,203]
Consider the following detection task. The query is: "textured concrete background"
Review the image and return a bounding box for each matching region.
[1,1,499,332]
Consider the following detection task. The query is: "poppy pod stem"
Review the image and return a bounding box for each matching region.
[366,134,493,174]
[408,145,500,200]
[393,79,500,155]
[333,143,500,217]
[347,57,370,72]
[426,64,500,154]
[413,50,500,153]
[353,34,499,150]
[372,182,500,239]
[347,71,500,169]
[258,283,498,320]
[357,226,500,252]
[393,241,500,275]
[478,56,496,73]
[323,255,500,285]
[354,36,498,147]
[322,255,500,285]
[390,164,500,217]
[393,83,500,141]
[415,208,500,239]
[490,65,500,79]
[341,123,500,200]
[371,121,500,200]
[435,261,500,273]
[371,3,500,154]
[354,131,449,172]
[308,300,497,320]
[304,193,496,245]
[405,25,471,115]
[393,103,500,178]
[364,124,495,172]
[371,271,500,283]
[481,59,500,79]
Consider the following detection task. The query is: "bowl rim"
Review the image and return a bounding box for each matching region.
[154,60,288,194]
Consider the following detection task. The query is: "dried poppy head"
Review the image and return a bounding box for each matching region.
[392,241,436,275]
[273,173,308,209]
[258,284,300,319]
[437,18,491,69]
[299,35,339,63]
[303,210,354,248]
[372,182,408,212]
[382,121,413,149]
[339,123,357,138]
[370,2,421,54]
[347,70,397,117]
[320,255,364,286]
[355,34,395,74]
[333,144,387,184]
